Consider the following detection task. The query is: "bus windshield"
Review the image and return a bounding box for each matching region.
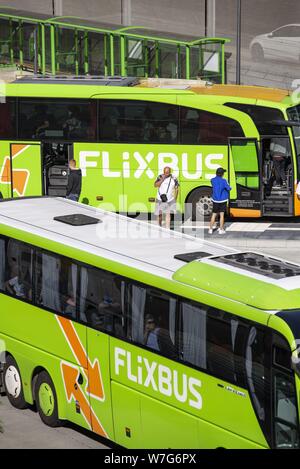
[287,105,300,158]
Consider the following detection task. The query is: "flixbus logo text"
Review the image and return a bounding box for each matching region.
[79,150,225,180]
[114,347,202,410]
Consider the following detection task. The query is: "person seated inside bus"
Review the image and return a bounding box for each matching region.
[101,105,121,141]
[26,104,54,139]
[63,105,83,140]
[143,107,155,142]
[85,300,124,337]
[62,296,76,319]
[165,108,178,143]
[5,256,26,299]
[143,314,177,358]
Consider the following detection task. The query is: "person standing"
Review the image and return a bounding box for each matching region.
[270,139,288,187]
[66,159,82,202]
[154,166,179,229]
[208,167,231,235]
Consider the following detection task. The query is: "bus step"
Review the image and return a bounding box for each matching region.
[263,201,289,209]
[263,211,292,217]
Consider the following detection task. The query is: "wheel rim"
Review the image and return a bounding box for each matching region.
[38,382,55,416]
[5,365,21,398]
[196,195,213,217]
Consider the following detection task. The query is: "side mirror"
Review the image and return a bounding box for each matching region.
[267,32,274,38]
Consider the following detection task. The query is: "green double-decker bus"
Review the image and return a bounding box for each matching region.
[1,76,300,218]
[1,196,300,448]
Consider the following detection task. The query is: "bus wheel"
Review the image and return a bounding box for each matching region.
[251,44,264,62]
[35,371,61,427]
[3,355,27,409]
[187,188,213,221]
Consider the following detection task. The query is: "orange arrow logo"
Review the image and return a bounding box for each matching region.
[56,315,105,401]
[61,362,107,437]
[0,144,30,197]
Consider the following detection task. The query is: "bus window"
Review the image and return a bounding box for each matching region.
[3,239,33,302]
[18,98,97,141]
[180,107,244,145]
[179,300,207,369]
[0,98,16,139]
[225,103,288,136]
[245,327,270,424]
[35,251,77,319]
[274,371,299,448]
[80,266,125,337]
[99,100,179,144]
[127,284,177,359]
[206,312,237,383]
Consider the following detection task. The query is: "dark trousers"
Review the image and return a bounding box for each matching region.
[273,158,286,185]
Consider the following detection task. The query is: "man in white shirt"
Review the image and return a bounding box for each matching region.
[154,166,179,229]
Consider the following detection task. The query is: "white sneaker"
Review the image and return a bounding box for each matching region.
[208,228,213,234]
[218,229,226,235]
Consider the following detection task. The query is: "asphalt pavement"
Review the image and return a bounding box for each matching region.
[0,395,109,449]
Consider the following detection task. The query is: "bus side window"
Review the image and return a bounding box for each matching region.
[178,300,207,369]
[206,308,247,387]
[79,266,125,337]
[34,251,77,319]
[18,98,97,141]
[179,106,244,145]
[3,239,33,302]
[127,283,177,360]
[99,100,179,145]
[0,98,16,139]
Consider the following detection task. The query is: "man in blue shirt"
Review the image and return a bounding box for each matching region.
[209,167,231,235]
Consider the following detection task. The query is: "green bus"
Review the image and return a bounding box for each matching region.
[1,196,300,448]
[1,76,300,218]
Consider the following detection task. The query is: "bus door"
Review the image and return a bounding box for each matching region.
[260,136,293,216]
[9,142,42,198]
[228,138,262,217]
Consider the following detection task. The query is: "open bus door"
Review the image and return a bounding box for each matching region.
[9,143,43,198]
[228,137,262,218]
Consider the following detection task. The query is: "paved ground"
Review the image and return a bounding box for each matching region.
[0,395,109,449]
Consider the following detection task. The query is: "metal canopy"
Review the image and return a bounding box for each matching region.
[48,16,122,31]
[0,6,51,21]
[13,75,140,86]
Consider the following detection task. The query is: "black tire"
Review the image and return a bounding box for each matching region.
[3,355,27,409]
[34,371,61,427]
[251,43,264,62]
[186,187,213,221]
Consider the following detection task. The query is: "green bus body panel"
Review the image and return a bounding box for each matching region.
[0,222,280,323]
[110,338,267,448]
[74,142,228,211]
[173,261,300,311]
[0,141,42,198]
[0,295,115,438]
[0,141,12,198]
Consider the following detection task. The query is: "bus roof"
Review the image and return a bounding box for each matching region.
[191,84,291,103]
[1,197,300,311]
[6,78,295,107]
